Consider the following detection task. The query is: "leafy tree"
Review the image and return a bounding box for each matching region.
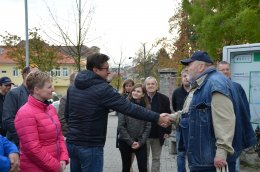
[158,2,197,75]
[183,0,260,60]
[157,48,173,68]
[0,28,62,71]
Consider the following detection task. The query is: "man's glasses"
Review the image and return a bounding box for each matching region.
[99,67,109,71]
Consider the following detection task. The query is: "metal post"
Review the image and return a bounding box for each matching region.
[25,0,29,67]
[117,63,121,91]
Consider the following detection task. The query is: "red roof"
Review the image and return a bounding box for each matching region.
[0,48,16,64]
[0,47,81,65]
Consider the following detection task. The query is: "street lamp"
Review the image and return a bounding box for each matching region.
[116,57,133,91]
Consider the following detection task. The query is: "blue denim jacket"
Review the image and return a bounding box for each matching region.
[182,68,256,171]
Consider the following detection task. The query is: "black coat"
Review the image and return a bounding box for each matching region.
[65,70,160,147]
[149,92,172,145]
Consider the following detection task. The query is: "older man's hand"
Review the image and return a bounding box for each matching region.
[8,153,20,172]
[214,156,227,169]
[158,113,175,128]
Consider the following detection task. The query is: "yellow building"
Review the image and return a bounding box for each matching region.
[0,46,88,96]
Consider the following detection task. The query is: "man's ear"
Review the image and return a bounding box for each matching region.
[93,67,98,73]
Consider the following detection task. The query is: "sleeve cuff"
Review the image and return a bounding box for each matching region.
[215,148,228,160]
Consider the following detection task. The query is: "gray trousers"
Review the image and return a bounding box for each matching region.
[147,138,162,172]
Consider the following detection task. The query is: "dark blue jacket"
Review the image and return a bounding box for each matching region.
[0,135,19,172]
[2,84,29,146]
[65,70,160,147]
[184,68,256,171]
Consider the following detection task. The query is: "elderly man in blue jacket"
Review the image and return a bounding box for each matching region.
[0,135,19,172]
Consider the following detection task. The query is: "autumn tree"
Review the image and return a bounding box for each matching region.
[183,0,260,60]
[0,28,62,71]
[158,2,197,76]
[43,0,96,71]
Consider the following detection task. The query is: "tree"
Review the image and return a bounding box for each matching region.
[158,2,197,76]
[134,43,158,79]
[0,28,62,71]
[43,0,96,71]
[182,0,260,60]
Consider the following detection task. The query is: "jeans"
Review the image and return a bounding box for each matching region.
[176,130,186,172]
[235,157,240,172]
[190,168,215,172]
[66,142,104,172]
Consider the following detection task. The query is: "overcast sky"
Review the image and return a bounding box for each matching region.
[0,0,179,66]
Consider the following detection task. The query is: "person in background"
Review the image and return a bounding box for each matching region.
[0,135,19,172]
[14,71,69,172]
[120,79,135,98]
[116,79,135,171]
[172,68,190,172]
[58,72,78,136]
[2,65,38,146]
[0,77,14,136]
[118,83,151,172]
[217,60,253,172]
[65,53,173,172]
[144,76,172,172]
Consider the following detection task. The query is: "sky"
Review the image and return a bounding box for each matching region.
[0,0,179,66]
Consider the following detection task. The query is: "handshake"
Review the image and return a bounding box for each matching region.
[157,111,182,128]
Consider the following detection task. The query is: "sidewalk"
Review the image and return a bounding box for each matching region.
[66,113,257,171]
[104,113,257,172]
[104,112,177,172]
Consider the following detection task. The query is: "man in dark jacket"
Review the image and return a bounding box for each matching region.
[172,69,190,172]
[0,77,14,136]
[65,53,173,172]
[145,76,172,172]
[217,60,254,172]
[57,72,78,136]
[2,66,37,146]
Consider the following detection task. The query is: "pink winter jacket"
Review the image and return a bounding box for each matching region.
[15,95,69,172]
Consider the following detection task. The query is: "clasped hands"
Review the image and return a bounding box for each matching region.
[158,113,177,128]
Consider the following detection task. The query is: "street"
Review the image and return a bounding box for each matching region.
[66,113,257,172]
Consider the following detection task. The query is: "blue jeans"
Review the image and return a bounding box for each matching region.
[176,129,186,172]
[235,157,240,172]
[66,142,104,172]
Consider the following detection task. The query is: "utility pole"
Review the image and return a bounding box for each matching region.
[117,63,121,91]
[24,0,29,67]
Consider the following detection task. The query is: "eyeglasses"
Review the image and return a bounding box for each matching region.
[99,67,109,71]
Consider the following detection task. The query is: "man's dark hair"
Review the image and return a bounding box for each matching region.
[22,66,30,75]
[86,53,110,71]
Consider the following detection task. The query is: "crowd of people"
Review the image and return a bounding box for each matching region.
[0,51,258,172]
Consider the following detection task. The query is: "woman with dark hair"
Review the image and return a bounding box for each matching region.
[118,84,151,172]
[14,71,69,172]
[120,79,135,97]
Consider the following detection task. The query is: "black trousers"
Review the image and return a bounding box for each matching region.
[118,140,148,172]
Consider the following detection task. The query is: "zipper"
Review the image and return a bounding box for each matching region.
[45,107,60,160]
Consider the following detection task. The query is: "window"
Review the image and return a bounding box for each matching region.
[55,68,61,77]
[62,68,68,77]
[1,70,6,73]
[13,67,18,76]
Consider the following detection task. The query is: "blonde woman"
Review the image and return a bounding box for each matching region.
[15,71,69,172]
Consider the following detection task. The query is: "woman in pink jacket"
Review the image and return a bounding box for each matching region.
[15,71,69,172]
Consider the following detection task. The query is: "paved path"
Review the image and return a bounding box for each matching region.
[66,112,257,172]
[104,113,177,172]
